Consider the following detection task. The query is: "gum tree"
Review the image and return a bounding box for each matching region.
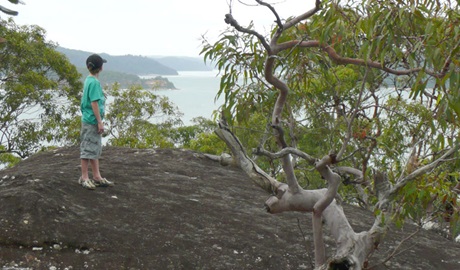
[0,18,82,166]
[203,0,460,269]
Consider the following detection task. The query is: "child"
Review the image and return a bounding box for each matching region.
[78,54,114,189]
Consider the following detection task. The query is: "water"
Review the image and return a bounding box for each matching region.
[10,71,223,151]
[146,70,223,125]
[14,71,222,126]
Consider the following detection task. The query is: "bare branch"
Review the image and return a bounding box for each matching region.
[203,153,236,166]
[337,68,369,160]
[314,155,341,213]
[373,170,391,202]
[370,228,420,269]
[0,5,18,15]
[224,13,272,53]
[215,117,282,193]
[273,40,452,78]
[253,146,316,164]
[385,145,459,203]
[334,166,364,180]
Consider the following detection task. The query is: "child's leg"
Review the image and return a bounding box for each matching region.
[90,158,113,186]
[81,158,90,180]
[90,159,102,180]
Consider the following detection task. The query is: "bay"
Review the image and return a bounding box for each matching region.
[17,71,223,126]
[9,71,223,150]
[146,70,223,125]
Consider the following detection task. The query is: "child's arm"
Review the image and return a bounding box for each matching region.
[91,101,104,134]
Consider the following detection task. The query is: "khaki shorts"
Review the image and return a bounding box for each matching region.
[80,122,102,159]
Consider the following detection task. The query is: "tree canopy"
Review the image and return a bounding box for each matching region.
[0,18,82,166]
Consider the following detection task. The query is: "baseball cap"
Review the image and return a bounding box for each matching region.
[86,54,107,70]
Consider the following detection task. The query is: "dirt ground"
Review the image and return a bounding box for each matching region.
[0,146,459,270]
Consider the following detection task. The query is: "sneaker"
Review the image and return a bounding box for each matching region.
[78,177,96,190]
[93,178,114,187]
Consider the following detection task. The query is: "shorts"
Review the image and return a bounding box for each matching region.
[80,122,102,159]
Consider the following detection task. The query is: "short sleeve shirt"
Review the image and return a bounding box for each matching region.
[81,76,105,125]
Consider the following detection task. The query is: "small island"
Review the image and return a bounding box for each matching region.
[78,67,177,90]
[142,76,177,90]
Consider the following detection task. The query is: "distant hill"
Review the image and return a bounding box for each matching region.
[57,47,214,75]
[75,67,177,90]
[151,56,213,71]
[57,47,178,76]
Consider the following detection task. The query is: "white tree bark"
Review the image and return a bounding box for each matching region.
[214,119,386,269]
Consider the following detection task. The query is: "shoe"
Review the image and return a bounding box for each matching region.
[93,178,114,187]
[78,177,96,190]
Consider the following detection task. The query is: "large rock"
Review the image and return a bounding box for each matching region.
[0,146,459,269]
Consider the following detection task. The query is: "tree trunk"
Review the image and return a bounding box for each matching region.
[214,118,385,269]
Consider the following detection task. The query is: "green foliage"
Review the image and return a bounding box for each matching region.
[104,83,183,148]
[0,18,82,167]
[103,87,228,154]
[169,117,218,148]
[188,132,227,155]
[391,168,459,237]
[103,87,229,153]
[0,146,21,168]
[202,27,269,125]
[201,0,460,234]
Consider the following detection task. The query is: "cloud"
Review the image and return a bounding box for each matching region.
[12,0,314,57]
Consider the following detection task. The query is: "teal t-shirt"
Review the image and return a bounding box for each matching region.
[81,76,105,125]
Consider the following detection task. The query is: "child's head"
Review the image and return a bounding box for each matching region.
[86,54,107,75]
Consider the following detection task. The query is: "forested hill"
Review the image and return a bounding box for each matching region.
[57,47,212,75]
[57,47,177,75]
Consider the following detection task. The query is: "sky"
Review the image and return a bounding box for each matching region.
[5,0,315,57]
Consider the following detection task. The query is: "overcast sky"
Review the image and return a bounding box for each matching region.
[7,0,314,57]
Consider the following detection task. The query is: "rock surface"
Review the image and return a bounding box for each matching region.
[0,146,459,269]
